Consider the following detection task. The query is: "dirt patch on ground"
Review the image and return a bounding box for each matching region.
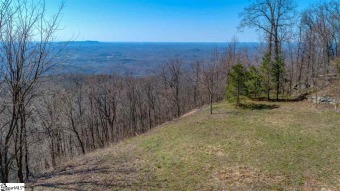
[181,108,200,118]
[212,166,285,190]
[212,166,337,191]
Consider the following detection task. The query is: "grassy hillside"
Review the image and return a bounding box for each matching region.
[29,101,339,191]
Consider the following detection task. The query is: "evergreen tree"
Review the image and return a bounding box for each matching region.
[227,63,248,107]
[246,66,264,98]
[260,53,272,100]
[272,55,285,100]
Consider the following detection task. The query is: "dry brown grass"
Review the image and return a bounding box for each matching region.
[212,166,285,190]
[29,144,157,190]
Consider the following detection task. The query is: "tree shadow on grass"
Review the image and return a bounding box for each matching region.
[251,93,308,103]
[239,103,279,110]
[26,151,163,190]
[211,110,242,115]
[27,164,162,191]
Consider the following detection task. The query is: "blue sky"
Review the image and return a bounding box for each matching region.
[47,0,319,42]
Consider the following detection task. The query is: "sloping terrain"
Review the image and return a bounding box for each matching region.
[28,101,340,191]
[317,78,340,99]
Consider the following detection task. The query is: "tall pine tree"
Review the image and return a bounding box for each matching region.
[272,55,285,100]
[260,53,272,100]
[227,64,248,107]
[246,66,264,98]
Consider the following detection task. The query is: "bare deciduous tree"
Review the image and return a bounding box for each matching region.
[0,0,65,182]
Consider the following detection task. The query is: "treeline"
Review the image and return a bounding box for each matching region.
[294,0,340,87]
[33,57,228,171]
[238,0,340,101]
[1,49,236,181]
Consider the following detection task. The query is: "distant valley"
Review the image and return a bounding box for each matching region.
[53,41,258,76]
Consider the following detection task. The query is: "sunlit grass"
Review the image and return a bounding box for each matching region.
[138,100,339,190]
[30,100,340,191]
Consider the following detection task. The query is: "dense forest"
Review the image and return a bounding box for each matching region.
[0,0,339,183]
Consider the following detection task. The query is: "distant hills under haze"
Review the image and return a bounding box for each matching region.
[53,41,259,76]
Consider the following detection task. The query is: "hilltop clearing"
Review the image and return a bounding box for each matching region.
[28,100,340,191]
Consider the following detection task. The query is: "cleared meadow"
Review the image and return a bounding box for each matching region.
[29,100,340,191]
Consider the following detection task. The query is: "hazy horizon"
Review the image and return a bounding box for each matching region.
[63,41,260,43]
[55,40,261,76]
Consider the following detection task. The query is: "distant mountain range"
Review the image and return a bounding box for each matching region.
[53,41,260,76]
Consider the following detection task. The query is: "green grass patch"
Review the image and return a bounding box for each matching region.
[136,101,340,190]
[30,100,340,191]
